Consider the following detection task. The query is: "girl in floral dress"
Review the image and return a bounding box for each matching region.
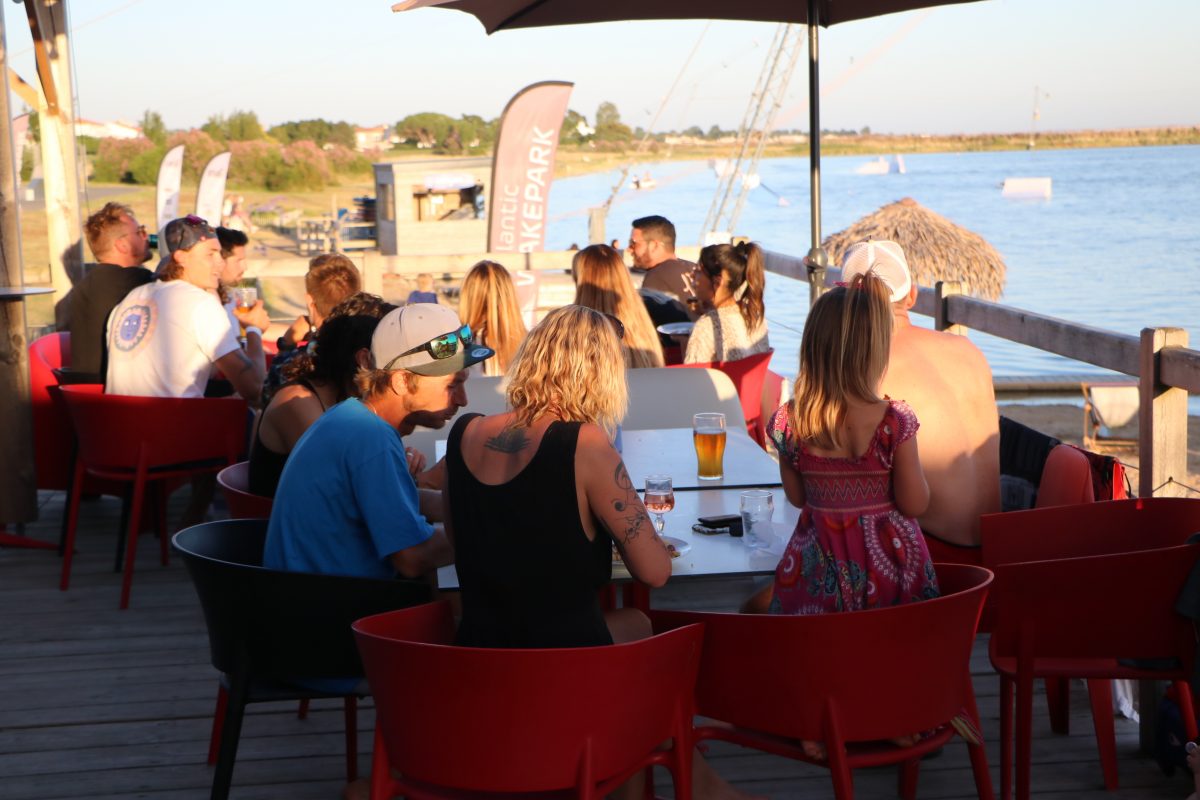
[765,272,939,615]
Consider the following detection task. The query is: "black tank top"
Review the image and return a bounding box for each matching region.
[447,413,614,648]
[247,380,326,497]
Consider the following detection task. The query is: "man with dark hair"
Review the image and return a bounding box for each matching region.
[106,215,264,405]
[64,202,154,383]
[262,252,364,405]
[629,214,699,309]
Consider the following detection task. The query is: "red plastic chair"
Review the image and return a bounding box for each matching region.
[58,385,248,608]
[651,564,995,800]
[216,462,273,519]
[29,332,76,492]
[671,349,774,446]
[989,544,1200,800]
[979,497,1200,741]
[980,497,1200,630]
[353,601,703,799]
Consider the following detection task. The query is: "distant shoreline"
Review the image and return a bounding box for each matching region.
[552,126,1200,178]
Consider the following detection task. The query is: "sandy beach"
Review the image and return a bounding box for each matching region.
[1000,402,1200,496]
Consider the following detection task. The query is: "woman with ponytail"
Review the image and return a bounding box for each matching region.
[684,241,770,363]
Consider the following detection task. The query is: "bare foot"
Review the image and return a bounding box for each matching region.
[342,777,369,800]
[801,739,827,761]
[694,752,770,800]
[890,733,921,748]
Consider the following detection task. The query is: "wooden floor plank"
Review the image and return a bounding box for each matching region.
[0,488,1187,800]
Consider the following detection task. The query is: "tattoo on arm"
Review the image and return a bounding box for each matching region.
[610,462,649,543]
[230,349,255,377]
[484,427,531,454]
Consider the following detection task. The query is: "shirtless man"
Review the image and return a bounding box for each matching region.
[841,240,999,546]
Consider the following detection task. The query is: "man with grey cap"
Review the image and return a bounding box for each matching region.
[105,215,266,404]
[265,303,493,580]
[840,240,1001,548]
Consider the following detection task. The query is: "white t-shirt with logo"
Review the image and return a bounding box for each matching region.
[106,279,241,397]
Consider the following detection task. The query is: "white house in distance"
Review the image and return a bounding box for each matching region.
[75,118,142,140]
[354,125,390,152]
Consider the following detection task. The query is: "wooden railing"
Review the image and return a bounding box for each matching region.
[762,249,1198,500]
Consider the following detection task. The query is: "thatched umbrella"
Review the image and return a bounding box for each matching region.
[823,197,1007,300]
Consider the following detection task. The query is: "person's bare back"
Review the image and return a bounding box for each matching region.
[883,319,1000,545]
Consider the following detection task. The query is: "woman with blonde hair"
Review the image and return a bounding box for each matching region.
[444,304,668,647]
[572,244,664,368]
[444,305,759,800]
[457,260,527,376]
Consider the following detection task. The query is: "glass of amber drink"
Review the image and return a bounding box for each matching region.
[692,412,727,480]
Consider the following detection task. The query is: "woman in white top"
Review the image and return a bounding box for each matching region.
[685,241,770,364]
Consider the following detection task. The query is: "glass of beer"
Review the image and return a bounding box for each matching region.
[692,412,727,480]
[231,286,257,338]
[644,475,674,533]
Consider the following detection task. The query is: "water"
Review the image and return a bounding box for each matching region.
[545,145,1200,406]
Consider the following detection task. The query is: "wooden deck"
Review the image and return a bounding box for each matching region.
[1,489,1193,800]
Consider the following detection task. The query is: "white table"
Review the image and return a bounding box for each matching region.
[619,427,781,491]
[433,427,781,492]
[436,487,797,590]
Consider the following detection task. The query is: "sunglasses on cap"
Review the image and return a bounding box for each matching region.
[603,313,625,340]
[383,324,473,370]
[169,214,215,251]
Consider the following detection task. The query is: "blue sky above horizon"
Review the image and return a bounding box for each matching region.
[3,0,1197,136]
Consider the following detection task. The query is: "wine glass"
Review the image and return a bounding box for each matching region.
[644,475,674,534]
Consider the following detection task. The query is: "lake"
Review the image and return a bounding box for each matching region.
[544,144,1200,401]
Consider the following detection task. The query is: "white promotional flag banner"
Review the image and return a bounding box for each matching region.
[487,81,573,253]
[155,145,185,231]
[195,151,232,224]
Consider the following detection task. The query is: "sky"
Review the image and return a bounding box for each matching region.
[2,0,1198,136]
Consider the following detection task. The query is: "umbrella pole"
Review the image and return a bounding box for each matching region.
[805,0,829,307]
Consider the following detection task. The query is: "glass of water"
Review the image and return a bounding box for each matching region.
[740,490,774,549]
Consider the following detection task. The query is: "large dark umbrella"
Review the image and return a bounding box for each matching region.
[393,0,988,302]
[823,196,1007,300]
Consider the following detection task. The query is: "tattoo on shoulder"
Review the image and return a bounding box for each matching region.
[484,427,531,454]
[610,462,648,543]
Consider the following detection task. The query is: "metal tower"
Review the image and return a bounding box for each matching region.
[701,23,805,244]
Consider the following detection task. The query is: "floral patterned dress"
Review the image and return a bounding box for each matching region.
[767,399,939,615]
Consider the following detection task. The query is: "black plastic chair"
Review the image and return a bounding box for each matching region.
[173,519,432,800]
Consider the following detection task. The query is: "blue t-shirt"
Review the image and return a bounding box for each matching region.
[265,398,433,580]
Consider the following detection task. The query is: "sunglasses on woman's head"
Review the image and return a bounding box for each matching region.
[383,324,473,370]
[603,313,625,340]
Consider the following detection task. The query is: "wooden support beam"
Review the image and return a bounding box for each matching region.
[934,281,966,336]
[0,2,40,524]
[23,0,60,116]
[7,69,38,109]
[22,0,81,304]
[1138,327,1190,500]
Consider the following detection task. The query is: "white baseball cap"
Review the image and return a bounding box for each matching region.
[370,303,494,377]
[840,240,912,303]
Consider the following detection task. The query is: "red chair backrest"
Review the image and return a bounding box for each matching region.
[59,385,247,473]
[29,332,77,489]
[990,544,1199,666]
[353,601,704,793]
[671,349,774,445]
[651,563,991,744]
[216,462,274,519]
[982,497,1200,569]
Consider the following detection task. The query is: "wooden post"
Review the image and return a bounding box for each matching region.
[25,0,83,304]
[1138,327,1189,499]
[0,0,39,524]
[934,281,966,335]
[587,207,606,245]
[1137,326,1188,753]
